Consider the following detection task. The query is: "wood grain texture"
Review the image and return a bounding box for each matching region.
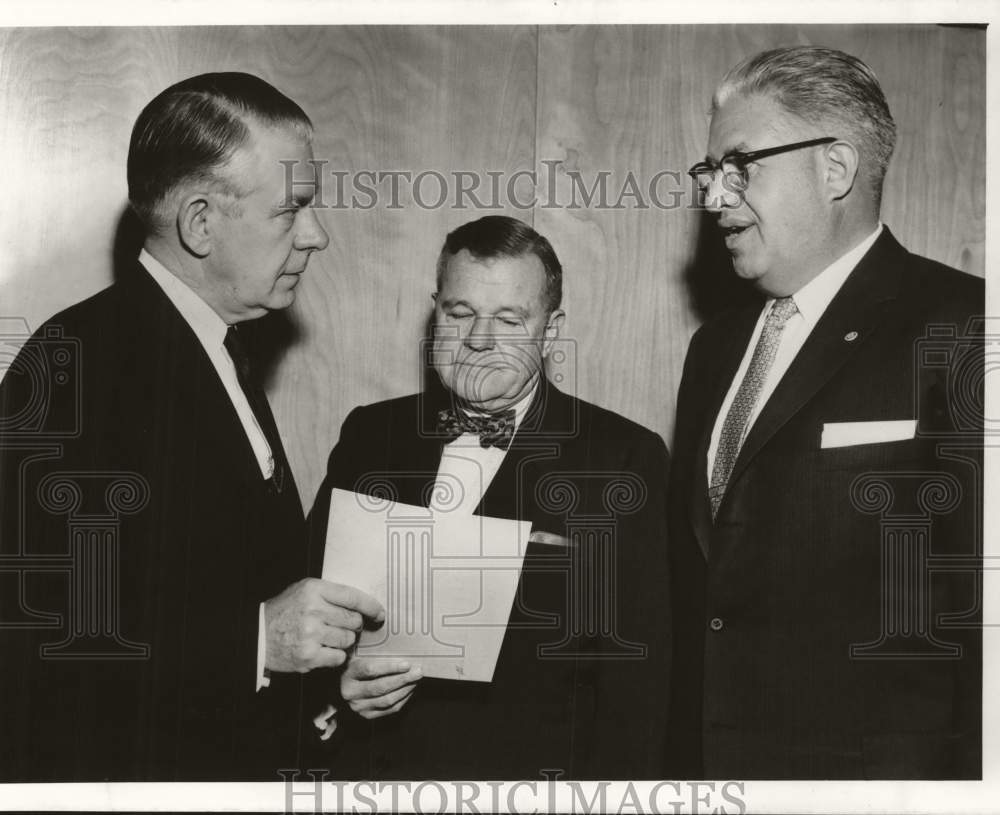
[535,25,714,444]
[0,25,984,508]
[534,23,985,444]
[259,26,539,503]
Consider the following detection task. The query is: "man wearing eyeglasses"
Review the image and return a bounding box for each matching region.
[667,46,982,779]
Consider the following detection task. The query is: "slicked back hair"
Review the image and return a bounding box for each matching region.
[435,216,563,314]
[713,46,897,205]
[127,72,312,234]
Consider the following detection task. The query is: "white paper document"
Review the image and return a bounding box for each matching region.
[322,488,532,682]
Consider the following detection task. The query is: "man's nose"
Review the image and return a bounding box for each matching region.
[295,207,330,252]
[702,172,742,212]
[464,316,497,351]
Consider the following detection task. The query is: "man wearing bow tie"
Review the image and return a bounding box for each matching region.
[667,46,983,779]
[307,215,671,779]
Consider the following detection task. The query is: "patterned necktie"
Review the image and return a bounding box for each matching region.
[436,407,516,450]
[709,296,798,519]
[224,325,287,493]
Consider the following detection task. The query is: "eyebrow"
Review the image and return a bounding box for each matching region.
[275,190,316,209]
[704,141,750,163]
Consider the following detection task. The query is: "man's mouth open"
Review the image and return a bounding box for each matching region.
[721,222,753,249]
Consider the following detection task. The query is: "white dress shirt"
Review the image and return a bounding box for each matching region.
[139,249,276,692]
[707,224,883,481]
[431,381,539,516]
[140,249,275,479]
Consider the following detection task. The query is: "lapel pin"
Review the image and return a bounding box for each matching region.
[844,331,859,342]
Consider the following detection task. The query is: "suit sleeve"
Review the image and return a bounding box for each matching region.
[301,405,376,764]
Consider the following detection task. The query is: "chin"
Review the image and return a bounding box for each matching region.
[267,289,298,310]
[735,269,778,298]
[442,365,517,407]
[454,384,510,408]
[731,256,767,283]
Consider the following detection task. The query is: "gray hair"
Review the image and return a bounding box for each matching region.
[713,46,897,201]
[128,72,313,235]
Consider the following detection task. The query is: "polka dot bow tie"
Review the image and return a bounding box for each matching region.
[436,407,516,450]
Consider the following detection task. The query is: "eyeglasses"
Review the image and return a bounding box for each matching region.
[687,137,837,194]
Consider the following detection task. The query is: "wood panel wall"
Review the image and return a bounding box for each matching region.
[0,25,985,510]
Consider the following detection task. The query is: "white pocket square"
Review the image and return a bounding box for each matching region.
[821,420,917,449]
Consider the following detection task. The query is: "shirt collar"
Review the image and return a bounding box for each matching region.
[509,380,539,432]
[138,248,230,348]
[787,223,883,325]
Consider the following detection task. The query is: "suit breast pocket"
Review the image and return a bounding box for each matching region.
[816,436,930,473]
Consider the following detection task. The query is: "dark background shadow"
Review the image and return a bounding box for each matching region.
[422,311,437,394]
[110,203,301,389]
[111,204,145,283]
[244,309,301,390]
[682,209,760,323]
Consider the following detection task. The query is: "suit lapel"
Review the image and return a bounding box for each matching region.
[475,378,564,520]
[723,230,905,495]
[124,262,300,496]
[124,263,246,447]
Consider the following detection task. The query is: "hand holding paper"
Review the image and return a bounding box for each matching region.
[263,577,385,673]
[340,657,423,719]
[322,488,532,682]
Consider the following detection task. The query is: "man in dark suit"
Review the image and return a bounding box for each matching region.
[307,215,671,779]
[0,73,383,780]
[668,46,983,779]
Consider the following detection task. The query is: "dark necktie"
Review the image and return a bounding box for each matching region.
[224,325,287,493]
[709,296,798,519]
[436,407,516,450]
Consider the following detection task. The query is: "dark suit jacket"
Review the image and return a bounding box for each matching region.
[0,264,309,780]
[307,378,671,779]
[667,229,983,779]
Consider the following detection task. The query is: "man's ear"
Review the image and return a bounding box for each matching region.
[176,192,212,257]
[541,308,565,358]
[824,140,860,201]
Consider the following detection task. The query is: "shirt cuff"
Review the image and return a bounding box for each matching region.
[256,602,271,692]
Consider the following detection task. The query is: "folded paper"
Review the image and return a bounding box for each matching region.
[322,488,532,682]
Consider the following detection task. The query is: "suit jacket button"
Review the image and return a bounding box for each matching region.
[709,617,724,631]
